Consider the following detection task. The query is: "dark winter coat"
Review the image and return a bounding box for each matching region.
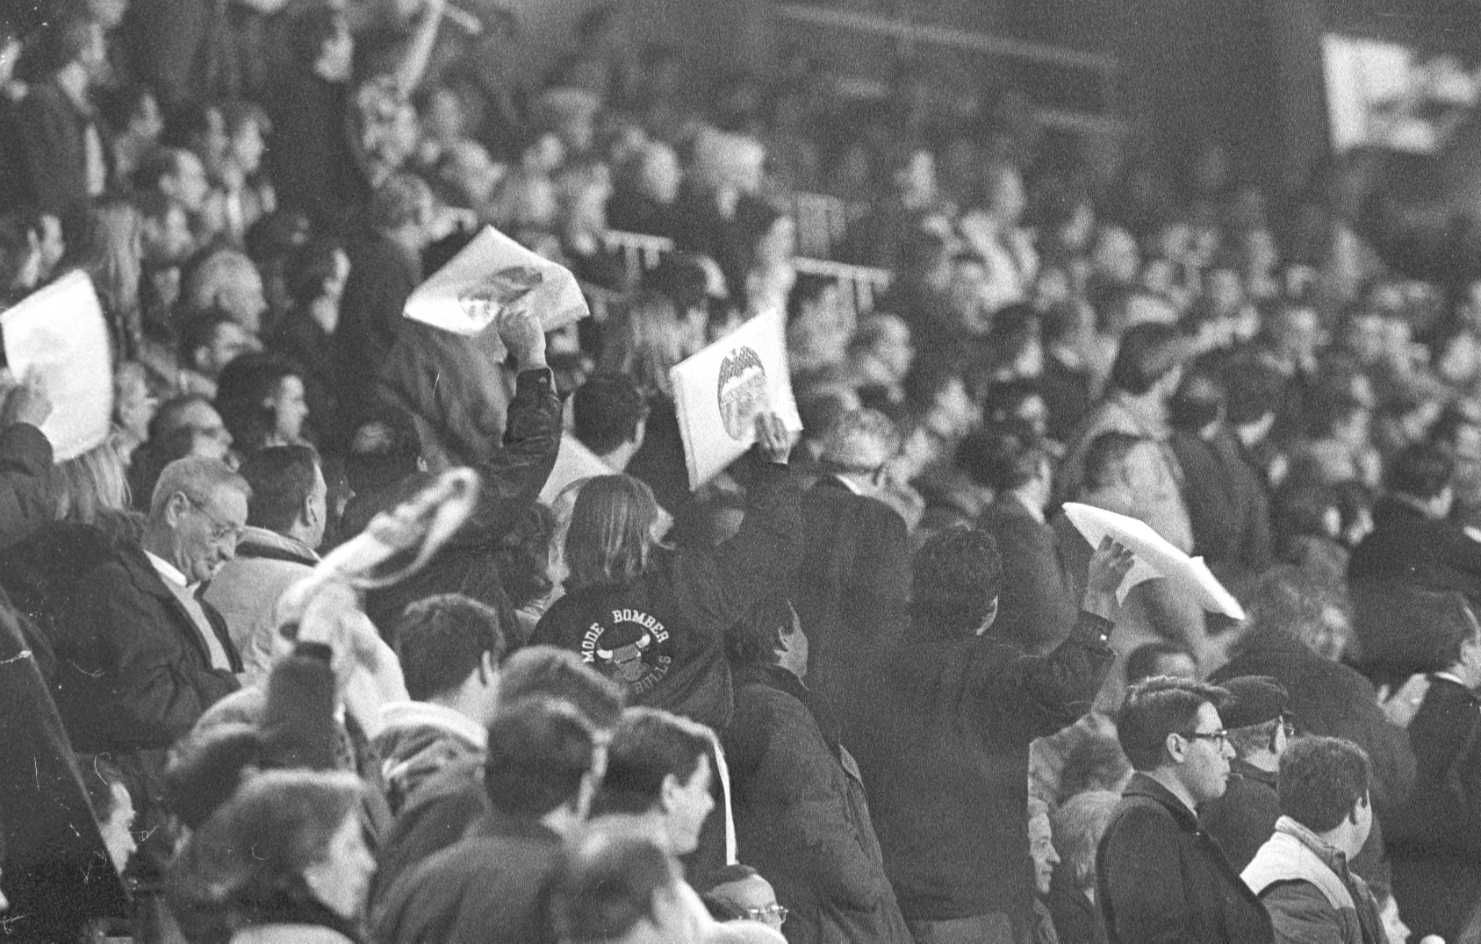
[1199,758,1282,874]
[1096,774,1273,944]
[725,663,911,944]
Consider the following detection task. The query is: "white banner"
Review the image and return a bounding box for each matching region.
[670,308,801,489]
[403,226,589,335]
[1062,501,1245,620]
[1,272,113,461]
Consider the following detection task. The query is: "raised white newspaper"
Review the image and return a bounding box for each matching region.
[0,272,113,461]
[403,226,589,334]
[669,308,802,489]
[1062,501,1246,620]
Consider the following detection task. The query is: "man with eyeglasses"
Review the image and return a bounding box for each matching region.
[1200,676,1295,872]
[47,457,247,913]
[1096,676,1274,944]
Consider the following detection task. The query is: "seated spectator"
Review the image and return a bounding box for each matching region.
[1198,676,1293,872]
[214,353,311,454]
[271,238,349,447]
[167,770,373,944]
[1241,737,1385,944]
[215,101,278,244]
[848,314,915,413]
[203,445,329,677]
[134,148,211,243]
[1046,790,1120,944]
[176,309,261,398]
[608,140,681,239]
[374,594,511,811]
[372,699,601,944]
[1271,480,1348,589]
[722,595,910,943]
[700,865,787,933]
[1095,677,1272,944]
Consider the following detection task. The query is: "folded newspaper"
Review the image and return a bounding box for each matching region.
[403,226,589,334]
[1062,502,1246,620]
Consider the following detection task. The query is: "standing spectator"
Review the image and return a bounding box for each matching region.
[723,596,911,944]
[272,238,350,449]
[1198,676,1292,873]
[792,408,910,722]
[135,148,212,245]
[1385,595,1481,942]
[1096,677,1273,944]
[1241,737,1385,944]
[214,353,311,454]
[853,529,1132,943]
[202,445,328,678]
[532,413,801,732]
[371,699,600,944]
[18,14,109,219]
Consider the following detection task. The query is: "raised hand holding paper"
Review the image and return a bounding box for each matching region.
[1062,501,1246,620]
[403,225,589,334]
[0,272,113,461]
[670,307,802,489]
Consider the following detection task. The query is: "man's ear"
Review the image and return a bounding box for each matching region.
[976,597,1000,635]
[1164,732,1187,765]
[658,772,679,812]
[302,493,321,528]
[163,490,190,527]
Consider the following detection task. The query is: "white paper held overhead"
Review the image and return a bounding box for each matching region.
[403,226,589,334]
[1062,501,1246,620]
[0,272,113,461]
[670,308,802,489]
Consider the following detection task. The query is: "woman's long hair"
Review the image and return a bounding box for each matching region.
[167,770,362,944]
[563,475,660,591]
[52,439,131,524]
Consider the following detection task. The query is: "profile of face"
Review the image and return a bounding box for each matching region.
[639,146,681,204]
[1028,813,1060,897]
[114,365,158,442]
[778,606,809,679]
[663,755,715,856]
[1122,442,1171,502]
[1174,702,1234,804]
[301,812,376,921]
[787,285,851,369]
[142,204,195,267]
[169,152,211,214]
[36,214,66,277]
[267,375,309,443]
[711,874,786,931]
[172,400,233,459]
[167,483,248,584]
[221,269,268,334]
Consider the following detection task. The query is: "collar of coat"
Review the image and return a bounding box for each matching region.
[1123,772,1200,828]
[1230,756,1278,788]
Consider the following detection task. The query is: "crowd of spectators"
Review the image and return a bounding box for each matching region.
[5,0,1481,943]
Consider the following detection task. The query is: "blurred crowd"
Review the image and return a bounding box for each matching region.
[4,0,1481,943]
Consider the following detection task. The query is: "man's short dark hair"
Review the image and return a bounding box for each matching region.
[1116,677,1230,772]
[394,595,510,701]
[593,708,712,816]
[724,595,792,667]
[1387,442,1454,500]
[1124,641,1195,687]
[1223,359,1284,426]
[1277,736,1371,833]
[368,173,431,233]
[497,646,626,731]
[177,309,237,364]
[1082,431,1146,492]
[238,445,320,535]
[910,526,1004,638]
[1109,322,1187,396]
[1427,591,1480,671]
[552,831,678,944]
[483,699,594,818]
[574,372,649,456]
[956,423,1045,492]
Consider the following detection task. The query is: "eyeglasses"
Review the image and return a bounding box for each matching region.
[183,494,244,543]
[742,904,788,923]
[1179,728,1229,748]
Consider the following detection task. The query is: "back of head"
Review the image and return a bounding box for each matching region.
[182,248,257,315]
[1116,676,1230,771]
[1387,442,1453,501]
[497,646,626,731]
[595,707,712,815]
[167,770,362,933]
[1168,370,1226,433]
[1124,641,1196,686]
[909,525,1003,639]
[724,595,793,667]
[818,408,899,474]
[1277,736,1371,832]
[483,698,595,818]
[551,831,680,944]
[563,475,660,591]
[1050,789,1121,889]
[239,444,319,536]
[1109,322,1187,396]
[956,423,1044,492]
[394,594,509,702]
[149,456,250,521]
[574,372,650,456]
[53,440,131,524]
[369,172,432,234]
[1082,431,1145,493]
[1241,565,1351,662]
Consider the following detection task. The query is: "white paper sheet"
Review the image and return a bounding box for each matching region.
[0,272,113,461]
